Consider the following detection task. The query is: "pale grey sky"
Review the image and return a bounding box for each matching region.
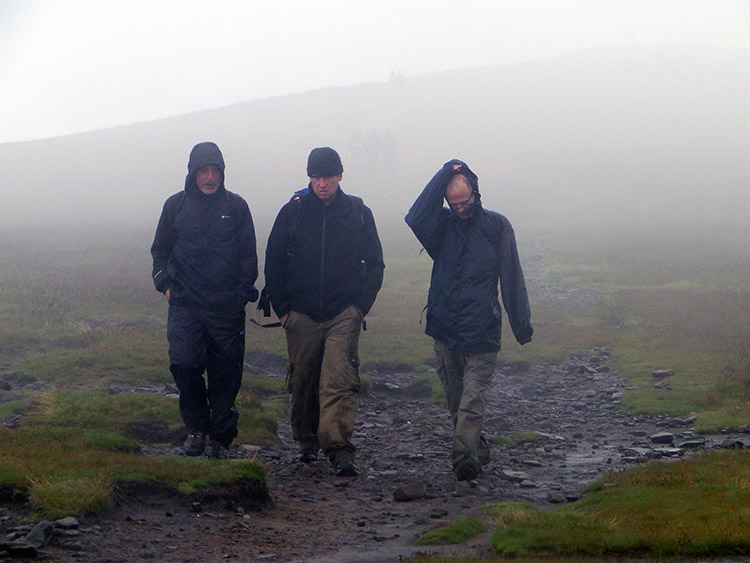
[2,0,748,143]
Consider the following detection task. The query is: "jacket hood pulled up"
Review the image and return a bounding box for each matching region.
[451,159,479,195]
[444,159,482,219]
[185,142,226,192]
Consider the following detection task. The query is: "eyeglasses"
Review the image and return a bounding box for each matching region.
[448,194,474,211]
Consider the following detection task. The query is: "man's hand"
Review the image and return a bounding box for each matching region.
[279,313,288,326]
[164,288,170,300]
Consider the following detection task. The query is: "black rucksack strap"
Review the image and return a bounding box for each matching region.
[249,318,282,328]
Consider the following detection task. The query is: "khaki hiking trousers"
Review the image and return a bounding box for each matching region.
[284,306,362,463]
[434,339,497,469]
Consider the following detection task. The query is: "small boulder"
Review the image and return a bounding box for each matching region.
[499,469,530,483]
[393,482,426,502]
[25,521,54,549]
[55,517,79,530]
[650,432,674,444]
[677,438,705,449]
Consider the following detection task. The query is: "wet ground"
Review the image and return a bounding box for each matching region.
[6,348,746,562]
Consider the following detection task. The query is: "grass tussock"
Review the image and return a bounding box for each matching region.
[28,390,180,434]
[490,450,750,558]
[0,425,265,519]
[416,516,487,545]
[29,477,111,520]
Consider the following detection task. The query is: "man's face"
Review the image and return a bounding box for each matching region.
[445,175,475,219]
[196,164,222,195]
[310,173,342,205]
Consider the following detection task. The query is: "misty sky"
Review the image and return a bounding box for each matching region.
[2,0,749,143]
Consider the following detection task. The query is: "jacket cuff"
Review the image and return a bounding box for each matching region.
[153,270,170,293]
[516,326,534,345]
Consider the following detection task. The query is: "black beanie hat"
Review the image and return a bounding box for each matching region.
[307,147,343,177]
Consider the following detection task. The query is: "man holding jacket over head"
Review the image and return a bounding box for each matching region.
[265,147,384,477]
[405,159,533,482]
[151,141,258,458]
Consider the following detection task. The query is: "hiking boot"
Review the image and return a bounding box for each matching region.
[184,432,206,457]
[454,457,480,482]
[295,448,318,463]
[334,460,359,477]
[207,438,230,459]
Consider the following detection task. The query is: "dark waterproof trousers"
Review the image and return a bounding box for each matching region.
[434,339,497,470]
[284,306,362,464]
[167,302,245,447]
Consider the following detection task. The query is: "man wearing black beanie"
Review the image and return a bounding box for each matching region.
[265,147,385,476]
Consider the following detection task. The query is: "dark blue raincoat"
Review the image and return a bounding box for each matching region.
[405,159,533,352]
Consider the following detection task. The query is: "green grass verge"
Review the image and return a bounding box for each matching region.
[490,450,750,558]
[24,387,280,447]
[416,515,487,546]
[0,425,265,519]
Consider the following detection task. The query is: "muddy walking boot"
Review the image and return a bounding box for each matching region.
[208,438,229,459]
[454,456,480,482]
[332,451,359,476]
[184,432,207,457]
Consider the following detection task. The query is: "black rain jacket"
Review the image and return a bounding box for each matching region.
[405,159,533,352]
[150,142,258,312]
[264,187,385,323]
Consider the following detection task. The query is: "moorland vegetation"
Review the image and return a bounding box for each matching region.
[1,221,748,559]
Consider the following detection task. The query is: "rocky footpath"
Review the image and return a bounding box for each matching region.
[2,349,748,561]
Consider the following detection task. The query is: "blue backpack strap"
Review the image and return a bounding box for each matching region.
[286,187,309,240]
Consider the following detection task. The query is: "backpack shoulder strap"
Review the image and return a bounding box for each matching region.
[169,191,187,230]
[286,187,308,240]
[254,188,307,322]
[348,194,366,225]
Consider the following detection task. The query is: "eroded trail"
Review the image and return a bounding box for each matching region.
[9,350,745,562]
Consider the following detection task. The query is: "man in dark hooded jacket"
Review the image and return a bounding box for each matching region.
[265,147,384,476]
[151,141,258,457]
[405,159,533,481]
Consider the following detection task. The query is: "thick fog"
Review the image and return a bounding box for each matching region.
[2,45,749,243]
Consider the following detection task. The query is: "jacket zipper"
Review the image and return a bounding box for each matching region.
[319,214,327,313]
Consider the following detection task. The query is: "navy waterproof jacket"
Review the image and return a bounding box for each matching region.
[405,159,533,352]
[264,187,385,323]
[150,142,258,312]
